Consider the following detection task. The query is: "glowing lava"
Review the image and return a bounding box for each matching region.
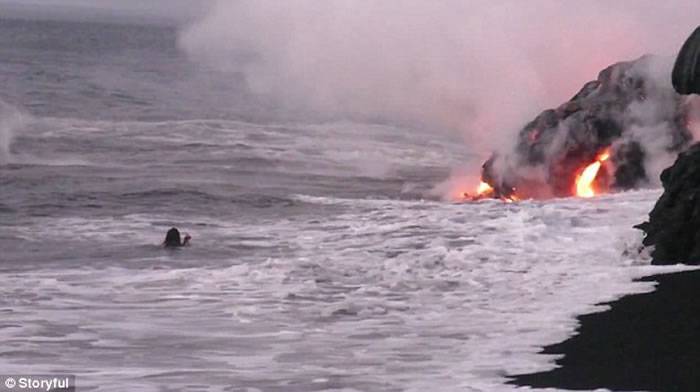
[575,149,610,198]
[476,181,493,196]
[461,181,495,201]
[462,181,519,202]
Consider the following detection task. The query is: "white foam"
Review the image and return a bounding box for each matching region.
[2,189,692,391]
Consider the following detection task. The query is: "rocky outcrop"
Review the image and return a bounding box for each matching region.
[672,26,700,95]
[636,143,700,264]
[482,55,691,199]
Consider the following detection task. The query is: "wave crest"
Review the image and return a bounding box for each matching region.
[0,101,25,165]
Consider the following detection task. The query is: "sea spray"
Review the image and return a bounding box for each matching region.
[0,101,24,164]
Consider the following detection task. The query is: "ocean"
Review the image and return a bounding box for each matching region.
[0,17,688,392]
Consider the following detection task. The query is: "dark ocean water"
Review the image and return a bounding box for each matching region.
[0,17,673,392]
[0,16,460,261]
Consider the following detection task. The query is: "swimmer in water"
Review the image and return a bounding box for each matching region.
[163,227,191,247]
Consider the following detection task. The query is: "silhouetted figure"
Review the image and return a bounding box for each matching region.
[163,227,191,248]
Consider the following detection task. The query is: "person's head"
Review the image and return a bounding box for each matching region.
[164,227,182,247]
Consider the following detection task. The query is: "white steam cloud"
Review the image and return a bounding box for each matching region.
[180,0,700,156]
[621,57,687,186]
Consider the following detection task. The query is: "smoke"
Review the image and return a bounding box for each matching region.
[0,101,25,165]
[621,57,688,186]
[179,1,700,201]
[180,1,700,153]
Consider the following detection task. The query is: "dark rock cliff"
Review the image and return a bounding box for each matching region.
[482,55,691,199]
[636,142,700,264]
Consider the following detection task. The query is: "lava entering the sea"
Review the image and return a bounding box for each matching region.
[463,147,611,202]
[461,55,693,202]
[574,148,610,198]
[462,180,520,202]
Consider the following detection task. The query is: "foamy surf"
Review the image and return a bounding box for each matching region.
[2,186,690,391]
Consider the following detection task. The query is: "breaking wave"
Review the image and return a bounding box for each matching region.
[0,101,25,165]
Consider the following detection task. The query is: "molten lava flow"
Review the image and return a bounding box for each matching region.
[462,181,496,201]
[575,149,611,198]
[463,181,493,200]
[462,180,520,202]
[575,162,602,198]
[476,181,493,196]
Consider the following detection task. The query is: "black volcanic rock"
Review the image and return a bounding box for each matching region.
[672,26,700,95]
[482,55,691,199]
[636,142,700,265]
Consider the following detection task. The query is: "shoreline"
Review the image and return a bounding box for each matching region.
[509,269,700,391]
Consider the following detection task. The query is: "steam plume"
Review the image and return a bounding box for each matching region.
[180,1,700,155]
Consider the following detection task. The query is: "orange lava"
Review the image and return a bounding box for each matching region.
[462,181,520,202]
[462,181,494,200]
[575,149,610,198]
[476,181,493,196]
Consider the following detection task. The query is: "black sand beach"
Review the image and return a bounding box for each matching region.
[510,269,700,391]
